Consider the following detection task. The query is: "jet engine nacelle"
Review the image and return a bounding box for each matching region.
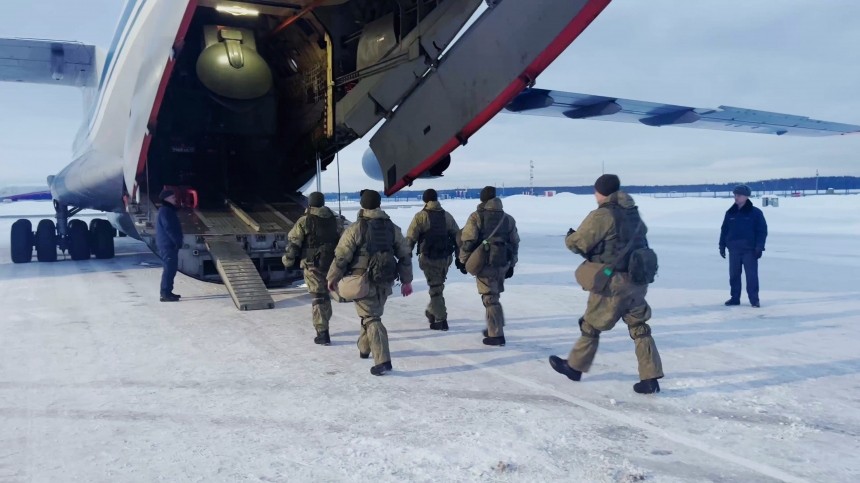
[362,148,451,182]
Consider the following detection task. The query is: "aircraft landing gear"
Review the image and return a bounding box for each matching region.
[8,201,115,263]
[35,219,58,262]
[10,219,33,263]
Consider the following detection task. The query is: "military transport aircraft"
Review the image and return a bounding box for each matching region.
[2,0,858,310]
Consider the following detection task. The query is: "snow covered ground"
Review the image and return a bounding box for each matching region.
[1,194,858,482]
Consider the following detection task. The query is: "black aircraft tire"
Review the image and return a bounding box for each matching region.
[10,219,33,263]
[35,219,58,262]
[90,219,115,259]
[68,219,90,261]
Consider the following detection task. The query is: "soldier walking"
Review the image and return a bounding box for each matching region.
[283,192,342,345]
[327,190,413,376]
[406,189,460,331]
[459,186,519,346]
[549,174,664,394]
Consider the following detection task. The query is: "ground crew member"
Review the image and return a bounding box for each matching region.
[327,190,413,376]
[156,188,183,302]
[549,174,664,394]
[719,184,768,307]
[283,192,343,345]
[459,186,519,346]
[406,189,460,331]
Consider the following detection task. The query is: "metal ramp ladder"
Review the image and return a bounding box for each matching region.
[205,237,274,311]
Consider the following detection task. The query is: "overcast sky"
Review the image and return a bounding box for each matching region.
[1,0,859,193]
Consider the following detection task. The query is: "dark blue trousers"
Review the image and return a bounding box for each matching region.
[729,249,759,303]
[160,249,178,296]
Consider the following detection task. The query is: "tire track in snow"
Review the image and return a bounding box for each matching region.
[394,335,809,483]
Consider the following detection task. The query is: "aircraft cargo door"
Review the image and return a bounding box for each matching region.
[369,0,611,195]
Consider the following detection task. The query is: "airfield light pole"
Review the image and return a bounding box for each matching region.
[529,160,534,196]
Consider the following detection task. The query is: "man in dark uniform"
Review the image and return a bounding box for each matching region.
[156,188,183,302]
[283,192,343,345]
[719,184,768,307]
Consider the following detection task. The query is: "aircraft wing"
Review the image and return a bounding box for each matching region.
[504,88,860,137]
[0,188,52,202]
[0,38,97,87]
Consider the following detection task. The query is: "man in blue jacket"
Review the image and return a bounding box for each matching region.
[157,189,184,302]
[719,185,768,307]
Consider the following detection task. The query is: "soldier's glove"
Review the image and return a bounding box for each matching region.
[505,266,514,279]
[719,247,726,259]
[455,258,467,275]
[282,256,299,270]
[567,228,575,236]
[755,249,763,259]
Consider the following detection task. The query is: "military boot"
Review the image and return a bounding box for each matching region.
[160,293,180,302]
[430,320,449,331]
[370,361,392,376]
[482,336,505,346]
[633,378,661,394]
[724,298,740,306]
[314,330,331,346]
[549,356,582,381]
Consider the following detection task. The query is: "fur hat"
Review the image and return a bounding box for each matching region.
[159,188,175,201]
[308,192,325,208]
[594,174,621,196]
[479,186,496,202]
[733,184,752,197]
[360,189,381,209]
[422,189,438,203]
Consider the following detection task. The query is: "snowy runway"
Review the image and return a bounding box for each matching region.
[1,195,858,482]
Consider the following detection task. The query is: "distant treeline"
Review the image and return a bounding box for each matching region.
[326,176,859,199]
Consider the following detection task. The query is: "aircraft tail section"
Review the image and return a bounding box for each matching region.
[0,38,98,87]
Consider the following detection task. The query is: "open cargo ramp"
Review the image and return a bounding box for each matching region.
[205,237,275,311]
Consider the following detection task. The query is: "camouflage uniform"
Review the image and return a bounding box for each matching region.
[564,191,663,381]
[459,197,519,338]
[283,206,342,334]
[327,208,413,366]
[406,200,460,325]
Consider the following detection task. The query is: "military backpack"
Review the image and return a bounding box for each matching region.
[361,217,398,284]
[480,210,513,268]
[304,213,339,271]
[419,210,454,259]
[600,206,658,287]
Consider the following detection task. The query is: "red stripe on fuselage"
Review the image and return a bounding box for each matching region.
[134,0,198,179]
[384,0,612,196]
